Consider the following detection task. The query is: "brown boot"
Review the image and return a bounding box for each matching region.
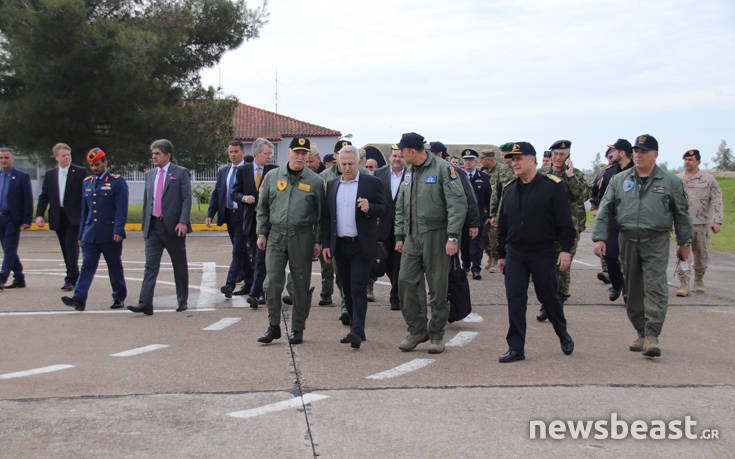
[675,274,690,297]
[366,279,375,302]
[694,272,705,293]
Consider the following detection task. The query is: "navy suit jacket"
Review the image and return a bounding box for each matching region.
[36,164,88,229]
[2,167,33,227]
[467,169,492,221]
[79,171,129,243]
[231,162,277,237]
[322,173,387,260]
[207,163,243,226]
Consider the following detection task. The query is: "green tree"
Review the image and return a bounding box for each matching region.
[0,0,267,167]
[713,139,734,171]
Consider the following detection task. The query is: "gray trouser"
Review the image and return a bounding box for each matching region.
[139,220,189,309]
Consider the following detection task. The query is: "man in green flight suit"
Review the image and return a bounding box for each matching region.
[536,139,588,322]
[394,132,467,354]
[256,137,325,345]
[593,134,692,358]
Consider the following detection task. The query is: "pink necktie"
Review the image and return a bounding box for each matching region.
[154,168,165,216]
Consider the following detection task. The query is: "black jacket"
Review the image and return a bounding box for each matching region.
[374,164,404,241]
[466,168,492,221]
[231,162,277,237]
[497,172,575,259]
[36,164,88,229]
[322,173,388,260]
[458,168,482,228]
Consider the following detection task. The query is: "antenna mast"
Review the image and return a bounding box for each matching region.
[274,66,279,113]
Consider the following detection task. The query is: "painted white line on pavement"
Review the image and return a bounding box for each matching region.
[197,262,220,309]
[462,312,484,323]
[0,308,216,317]
[227,393,329,419]
[0,364,75,380]
[365,358,435,380]
[203,317,241,331]
[573,259,597,267]
[446,331,479,347]
[110,344,169,357]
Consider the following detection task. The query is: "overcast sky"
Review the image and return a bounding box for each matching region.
[200,0,735,170]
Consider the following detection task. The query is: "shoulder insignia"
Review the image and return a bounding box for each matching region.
[111,173,121,179]
[83,176,93,182]
[501,178,517,190]
[448,166,458,179]
[547,175,562,183]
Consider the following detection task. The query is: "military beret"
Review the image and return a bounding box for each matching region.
[608,138,633,155]
[428,141,447,154]
[86,147,106,163]
[683,149,701,160]
[504,142,536,158]
[290,137,310,151]
[462,149,479,159]
[633,134,658,151]
[550,139,572,150]
[323,153,336,163]
[397,132,425,150]
[334,140,351,153]
[543,150,552,158]
[499,142,515,153]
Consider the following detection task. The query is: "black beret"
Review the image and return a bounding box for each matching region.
[550,139,572,150]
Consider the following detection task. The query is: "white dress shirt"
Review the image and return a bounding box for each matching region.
[226,161,244,209]
[58,165,69,207]
[390,167,404,200]
[336,172,360,238]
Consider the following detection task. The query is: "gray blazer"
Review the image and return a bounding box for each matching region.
[142,163,193,237]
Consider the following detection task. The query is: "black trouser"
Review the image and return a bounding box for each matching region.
[139,218,189,309]
[335,238,371,339]
[56,208,80,284]
[461,221,484,274]
[383,235,401,308]
[604,225,625,292]
[247,233,267,298]
[504,245,568,353]
[224,210,249,286]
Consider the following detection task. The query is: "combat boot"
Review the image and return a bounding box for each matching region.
[675,274,690,297]
[427,338,445,354]
[694,271,706,293]
[629,335,645,352]
[398,333,429,352]
[642,336,661,357]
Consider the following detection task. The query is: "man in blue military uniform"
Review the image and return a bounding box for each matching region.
[62,148,128,311]
[460,148,491,280]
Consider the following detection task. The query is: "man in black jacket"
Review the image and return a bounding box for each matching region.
[322,145,387,348]
[497,142,575,362]
[35,143,88,291]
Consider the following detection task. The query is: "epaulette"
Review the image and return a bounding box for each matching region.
[111,173,121,178]
[502,177,517,189]
[83,176,93,182]
[546,174,562,184]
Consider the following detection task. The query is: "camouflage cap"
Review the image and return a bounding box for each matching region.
[480,145,501,158]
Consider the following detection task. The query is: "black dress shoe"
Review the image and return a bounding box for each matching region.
[282,295,293,305]
[257,325,282,343]
[499,349,525,363]
[472,272,482,280]
[61,296,85,311]
[339,310,351,326]
[597,271,611,284]
[233,285,250,296]
[5,279,26,289]
[110,300,124,309]
[61,281,74,291]
[257,296,266,305]
[536,307,548,322]
[609,287,621,301]
[340,332,361,348]
[220,284,234,299]
[288,330,303,344]
[127,304,153,315]
[560,331,574,355]
[390,300,400,311]
[246,296,259,309]
[176,305,188,312]
[318,296,333,306]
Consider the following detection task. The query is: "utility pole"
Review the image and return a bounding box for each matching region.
[274,66,279,113]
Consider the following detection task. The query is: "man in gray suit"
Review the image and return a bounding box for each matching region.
[128,139,192,315]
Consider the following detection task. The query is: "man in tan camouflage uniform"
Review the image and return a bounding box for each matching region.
[675,149,723,296]
[488,142,516,235]
[479,146,503,272]
[537,140,588,321]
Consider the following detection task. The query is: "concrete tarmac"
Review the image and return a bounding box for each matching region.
[1,231,733,457]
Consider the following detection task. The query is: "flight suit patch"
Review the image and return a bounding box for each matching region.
[449,166,458,179]
[623,180,634,192]
[298,183,311,192]
[277,180,287,191]
[403,173,411,185]
[425,175,437,183]
[652,186,665,193]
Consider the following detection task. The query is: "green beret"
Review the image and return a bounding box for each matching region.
[499,142,514,152]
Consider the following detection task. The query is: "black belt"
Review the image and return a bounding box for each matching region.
[338,236,359,242]
[151,216,164,220]
[226,208,238,213]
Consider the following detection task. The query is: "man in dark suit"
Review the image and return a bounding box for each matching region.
[231,137,276,308]
[205,140,248,298]
[460,149,491,280]
[35,143,88,290]
[128,139,192,315]
[0,147,33,291]
[374,144,405,310]
[322,145,387,348]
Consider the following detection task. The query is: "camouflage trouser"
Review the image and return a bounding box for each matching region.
[675,224,709,277]
[482,224,499,262]
[555,233,579,300]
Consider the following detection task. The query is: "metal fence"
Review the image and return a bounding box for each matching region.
[114,165,221,182]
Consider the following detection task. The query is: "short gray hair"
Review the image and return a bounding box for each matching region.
[252,137,274,154]
[338,145,359,161]
[0,147,13,155]
[150,139,174,157]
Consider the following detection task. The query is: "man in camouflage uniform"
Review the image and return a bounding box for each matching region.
[537,140,588,321]
[488,142,516,230]
[479,146,504,272]
[675,149,724,296]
